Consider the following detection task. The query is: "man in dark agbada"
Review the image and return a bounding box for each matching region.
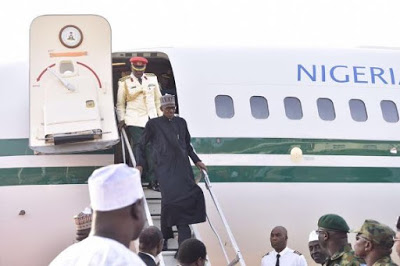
[136,94,207,249]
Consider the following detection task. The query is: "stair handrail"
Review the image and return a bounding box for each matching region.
[206,215,230,262]
[120,128,152,226]
[202,169,246,266]
[120,127,166,266]
[121,127,136,167]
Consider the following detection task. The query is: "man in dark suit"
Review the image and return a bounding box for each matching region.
[139,226,164,266]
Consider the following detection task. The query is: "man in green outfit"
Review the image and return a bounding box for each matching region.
[354,219,398,266]
[317,213,364,266]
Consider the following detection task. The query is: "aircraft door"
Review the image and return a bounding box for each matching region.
[29,15,119,153]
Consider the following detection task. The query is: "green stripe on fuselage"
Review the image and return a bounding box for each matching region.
[0,167,99,186]
[0,165,399,186]
[194,166,400,183]
[0,139,114,156]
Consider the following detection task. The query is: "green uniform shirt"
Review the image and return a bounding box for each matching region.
[326,244,364,266]
[372,255,398,266]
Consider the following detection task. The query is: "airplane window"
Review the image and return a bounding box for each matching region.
[349,99,367,122]
[250,96,269,119]
[380,100,399,123]
[59,61,74,74]
[284,97,303,120]
[317,98,336,121]
[215,95,234,118]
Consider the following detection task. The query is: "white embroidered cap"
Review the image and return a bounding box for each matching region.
[88,164,143,211]
[160,94,176,107]
[309,230,319,242]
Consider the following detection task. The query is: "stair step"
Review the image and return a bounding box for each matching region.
[161,251,178,266]
[147,201,161,214]
[142,188,208,265]
[143,187,162,198]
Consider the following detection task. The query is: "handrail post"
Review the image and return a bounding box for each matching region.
[202,170,246,266]
[120,128,151,223]
[119,128,165,265]
[121,128,136,167]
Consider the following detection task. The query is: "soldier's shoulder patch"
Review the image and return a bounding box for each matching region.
[145,73,156,77]
[293,250,302,256]
[262,252,270,257]
[119,75,130,82]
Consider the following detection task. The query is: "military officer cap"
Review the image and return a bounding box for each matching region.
[160,94,176,108]
[355,219,395,249]
[318,214,350,232]
[130,56,148,71]
[396,216,400,231]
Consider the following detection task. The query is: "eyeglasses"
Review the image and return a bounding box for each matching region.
[394,237,400,242]
[356,235,371,242]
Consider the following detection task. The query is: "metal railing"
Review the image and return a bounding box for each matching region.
[201,169,246,266]
[120,128,166,266]
[120,128,153,226]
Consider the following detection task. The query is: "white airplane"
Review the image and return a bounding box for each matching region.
[1,12,400,266]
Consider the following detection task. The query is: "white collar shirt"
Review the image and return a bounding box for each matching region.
[49,235,146,266]
[261,247,308,266]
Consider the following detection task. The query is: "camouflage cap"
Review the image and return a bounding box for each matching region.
[318,214,350,232]
[356,219,395,249]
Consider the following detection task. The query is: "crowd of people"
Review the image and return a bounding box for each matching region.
[261,214,400,266]
[50,164,208,266]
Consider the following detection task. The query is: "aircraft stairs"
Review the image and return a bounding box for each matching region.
[144,187,198,265]
[120,128,247,266]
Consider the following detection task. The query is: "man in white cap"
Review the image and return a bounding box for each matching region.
[308,230,327,265]
[137,94,207,252]
[50,164,146,266]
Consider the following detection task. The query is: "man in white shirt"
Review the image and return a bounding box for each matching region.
[50,164,146,266]
[261,226,308,266]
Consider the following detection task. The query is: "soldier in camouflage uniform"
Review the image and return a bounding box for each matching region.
[395,216,400,259]
[317,214,365,266]
[354,219,398,266]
